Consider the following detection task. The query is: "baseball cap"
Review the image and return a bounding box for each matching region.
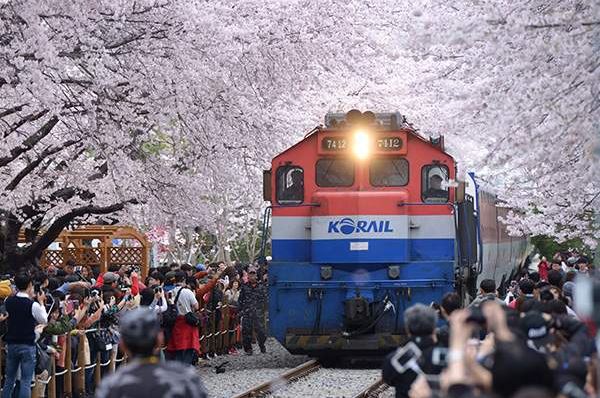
[195,263,206,271]
[562,281,575,298]
[164,271,176,282]
[103,272,119,284]
[120,308,160,348]
[520,311,553,351]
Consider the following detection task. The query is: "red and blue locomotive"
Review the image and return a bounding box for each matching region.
[262,110,528,355]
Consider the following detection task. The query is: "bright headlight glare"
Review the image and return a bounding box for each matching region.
[353,130,370,159]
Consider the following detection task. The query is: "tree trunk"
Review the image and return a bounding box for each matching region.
[0,212,29,271]
[0,200,135,272]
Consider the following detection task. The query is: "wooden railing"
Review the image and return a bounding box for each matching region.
[0,304,242,397]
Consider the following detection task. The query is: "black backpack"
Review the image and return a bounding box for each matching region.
[161,287,184,330]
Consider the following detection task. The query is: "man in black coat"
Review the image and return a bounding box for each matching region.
[382,304,445,398]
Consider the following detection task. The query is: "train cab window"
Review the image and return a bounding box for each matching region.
[276,166,304,205]
[422,165,449,202]
[316,158,354,187]
[370,157,409,187]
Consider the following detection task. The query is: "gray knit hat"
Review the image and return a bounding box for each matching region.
[120,308,160,347]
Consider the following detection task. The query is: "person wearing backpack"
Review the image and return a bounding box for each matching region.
[165,271,200,365]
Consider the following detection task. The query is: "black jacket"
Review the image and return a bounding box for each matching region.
[4,295,36,345]
[382,336,444,398]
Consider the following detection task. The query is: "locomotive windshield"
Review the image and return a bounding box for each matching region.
[370,157,409,187]
[316,158,354,187]
[276,166,304,204]
[422,164,449,202]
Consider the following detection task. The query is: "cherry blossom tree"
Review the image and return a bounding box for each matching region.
[1,0,597,271]
[187,0,599,245]
[400,1,600,245]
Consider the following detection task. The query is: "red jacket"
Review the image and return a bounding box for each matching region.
[95,272,141,295]
[538,260,550,281]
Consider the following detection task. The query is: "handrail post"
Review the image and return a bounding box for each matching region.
[200,307,207,356]
[209,309,216,356]
[94,352,102,388]
[0,339,4,387]
[222,305,230,352]
[108,347,117,374]
[64,334,72,398]
[31,379,40,398]
[74,333,86,396]
[48,354,56,398]
[216,305,222,355]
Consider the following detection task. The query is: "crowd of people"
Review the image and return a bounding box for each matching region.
[0,258,269,398]
[0,248,597,398]
[383,250,598,398]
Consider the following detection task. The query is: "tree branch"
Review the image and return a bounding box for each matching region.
[106,33,145,50]
[526,21,600,29]
[0,116,59,167]
[0,104,26,119]
[23,199,138,259]
[3,109,50,138]
[5,139,80,191]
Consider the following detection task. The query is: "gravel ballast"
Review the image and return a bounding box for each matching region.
[270,368,381,398]
[198,338,309,397]
[197,338,385,398]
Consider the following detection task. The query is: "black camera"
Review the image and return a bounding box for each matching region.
[33,283,43,295]
[431,347,448,367]
[124,265,140,276]
[90,290,101,301]
[119,283,132,292]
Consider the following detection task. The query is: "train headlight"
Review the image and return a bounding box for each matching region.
[320,266,333,280]
[352,130,370,160]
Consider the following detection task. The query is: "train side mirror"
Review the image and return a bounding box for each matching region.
[263,169,272,201]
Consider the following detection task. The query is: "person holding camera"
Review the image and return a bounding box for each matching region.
[95,308,207,398]
[166,271,200,365]
[140,286,168,314]
[382,304,445,398]
[2,273,47,398]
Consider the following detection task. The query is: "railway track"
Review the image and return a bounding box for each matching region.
[231,358,389,398]
[352,378,390,398]
[231,359,321,398]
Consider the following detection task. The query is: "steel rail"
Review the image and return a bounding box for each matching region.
[231,359,321,398]
[352,377,390,398]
